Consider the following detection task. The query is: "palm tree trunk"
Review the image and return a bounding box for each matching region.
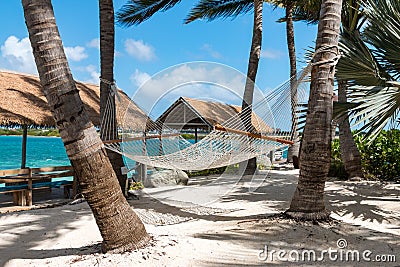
[239,0,263,175]
[337,80,363,178]
[22,0,150,252]
[286,0,343,220]
[99,0,128,195]
[285,3,300,165]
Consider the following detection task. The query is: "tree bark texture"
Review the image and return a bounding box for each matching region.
[240,0,263,175]
[22,0,150,252]
[285,3,301,164]
[287,0,343,220]
[99,0,128,194]
[337,80,364,178]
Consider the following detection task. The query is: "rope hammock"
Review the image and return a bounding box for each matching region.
[100,64,311,171]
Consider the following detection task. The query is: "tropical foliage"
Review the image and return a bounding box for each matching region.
[116,0,182,26]
[330,130,400,181]
[337,0,400,141]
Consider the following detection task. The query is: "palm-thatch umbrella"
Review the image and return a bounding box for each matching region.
[0,70,149,168]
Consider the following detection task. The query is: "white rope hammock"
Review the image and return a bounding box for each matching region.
[100,64,311,171]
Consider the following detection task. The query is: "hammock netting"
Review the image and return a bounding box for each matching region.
[101,64,311,171]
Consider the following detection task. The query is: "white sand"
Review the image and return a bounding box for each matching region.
[0,169,399,266]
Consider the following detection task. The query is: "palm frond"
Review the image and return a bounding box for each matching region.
[337,29,391,86]
[333,101,360,120]
[185,0,253,24]
[291,0,321,24]
[363,0,400,79]
[116,0,181,27]
[348,85,400,142]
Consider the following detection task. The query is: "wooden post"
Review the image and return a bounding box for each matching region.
[27,168,33,206]
[195,127,198,143]
[72,172,78,198]
[158,130,163,156]
[139,132,147,182]
[269,150,274,164]
[21,124,28,169]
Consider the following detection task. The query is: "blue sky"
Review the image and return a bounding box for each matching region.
[0,0,317,117]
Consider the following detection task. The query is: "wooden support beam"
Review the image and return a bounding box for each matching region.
[103,133,180,144]
[214,124,294,145]
[21,124,28,169]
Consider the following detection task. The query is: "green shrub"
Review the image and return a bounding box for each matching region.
[186,166,227,177]
[180,133,195,139]
[330,129,400,181]
[355,130,400,181]
[328,138,349,179]
[0,127,60,137]
[129,181,144,190]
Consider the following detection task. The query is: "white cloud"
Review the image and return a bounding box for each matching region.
[124,39,156,61]
[64,46,88,61]
[201,44,222,59]
[87,38,100,49]
[261,48,284,59]
[81,65,100,84]
[130,69,151,88]
[0,36,37,74]
[129,63,268,118]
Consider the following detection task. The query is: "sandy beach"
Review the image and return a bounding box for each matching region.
[0,169,399,266]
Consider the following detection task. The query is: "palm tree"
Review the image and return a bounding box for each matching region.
[273,0,300,164]
[99,0,128,194]
[336,0,400,141]
[335,0,365,178]
[22,0,150,252]
[285,1,300,165]
[292,0,364,178]
[286,0,343,220]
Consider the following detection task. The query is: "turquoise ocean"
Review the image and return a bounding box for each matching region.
[0,135,288,174]
[0,135,70,169]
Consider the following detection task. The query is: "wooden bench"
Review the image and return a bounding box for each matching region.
[0,166,75,206]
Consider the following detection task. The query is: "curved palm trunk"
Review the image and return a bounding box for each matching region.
[285,3,300,165]
[99,0,127,194]
[22,0,150,252]
[286,0,343,220]
[240,0,263,175]
[338,80,363,178]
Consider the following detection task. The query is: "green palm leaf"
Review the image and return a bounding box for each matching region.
[348,85,400,142]
[117,0,182,26]
[185,0,253,23]
[337,30,391,86]
[363,0,400,79]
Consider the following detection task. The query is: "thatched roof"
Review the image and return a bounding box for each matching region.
[157,97,272,133]
[0,71,150,130]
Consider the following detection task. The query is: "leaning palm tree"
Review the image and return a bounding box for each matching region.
[99,0,128,194]
[286,0,343,220]
[337,0,400,141]
[22,0,150,252]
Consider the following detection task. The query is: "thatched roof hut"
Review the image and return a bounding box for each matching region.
[157,97,272,133]
[0,71,149,129]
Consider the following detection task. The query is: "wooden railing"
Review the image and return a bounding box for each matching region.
[0,166,76,206]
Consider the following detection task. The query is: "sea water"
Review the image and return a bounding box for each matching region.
[0,135,288,171]
[0,135,70,169]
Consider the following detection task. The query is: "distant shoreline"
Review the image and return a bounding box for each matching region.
[0,134,59,138]
[0,129,60,137]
